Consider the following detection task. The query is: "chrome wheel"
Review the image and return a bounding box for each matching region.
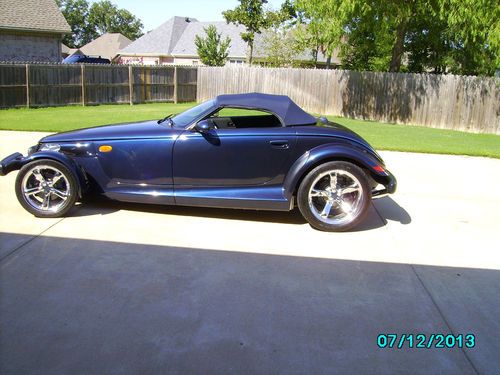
[21,164,70,213]
[308,169,364,225]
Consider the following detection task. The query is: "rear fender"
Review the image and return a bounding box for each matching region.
[283,144,388,199]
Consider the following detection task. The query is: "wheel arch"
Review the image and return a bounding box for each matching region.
[283,144,387,199]
[21,152,87,198]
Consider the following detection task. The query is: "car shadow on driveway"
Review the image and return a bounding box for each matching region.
[1,232,497,374]
[71,195,411,231]
[372,196,412,225]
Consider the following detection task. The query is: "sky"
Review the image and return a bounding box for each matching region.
[89,0,285,32]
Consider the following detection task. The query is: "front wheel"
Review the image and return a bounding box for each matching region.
[15,160,78,218]
[297,161,371,232]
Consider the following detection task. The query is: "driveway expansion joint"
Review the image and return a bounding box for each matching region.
[0,216,67,264]
[411,264,480,375]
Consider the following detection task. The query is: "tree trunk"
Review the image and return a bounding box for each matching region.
[389,21,406,72]
[248,41,254,65]
[326,54,331,69]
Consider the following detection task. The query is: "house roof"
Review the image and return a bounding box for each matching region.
[120,16,195,56]
[118,16,340,65]
[79,33,132,60]
[61,44,71,54]
[171,21,247,58]
[215,93,317,126]
[0,0,71,34]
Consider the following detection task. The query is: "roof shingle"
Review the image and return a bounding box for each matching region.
[120,16,195,55]
[0,0,71,33]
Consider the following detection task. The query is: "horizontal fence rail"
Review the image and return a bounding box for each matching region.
[0,63,198,108]
[1,63,498,135]
[197,66,500,135]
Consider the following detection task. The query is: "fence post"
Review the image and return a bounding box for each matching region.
[81,64,85,106]
[25,64,30,108]
[128,65,133,105]
[173,66,178,104]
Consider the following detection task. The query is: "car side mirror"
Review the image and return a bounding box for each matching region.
[194,119,214,133]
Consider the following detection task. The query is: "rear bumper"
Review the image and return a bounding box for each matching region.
[0,152,24,176]
[372,170,397,198]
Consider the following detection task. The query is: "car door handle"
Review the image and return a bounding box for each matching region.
[269,140,289,149]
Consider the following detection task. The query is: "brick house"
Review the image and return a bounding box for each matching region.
[117,16,337,67]
[0,0,71,62]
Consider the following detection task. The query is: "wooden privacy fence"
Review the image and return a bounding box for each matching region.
[197,66,500,135]
[0,63,197,107]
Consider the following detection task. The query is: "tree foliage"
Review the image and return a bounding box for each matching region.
[261,28,301,67]
[56,0,91,47]
[195,25,231,66]
[293,0,499,76]
[223,0,293,64]
[223,0,271,64]
[57,0,143,48]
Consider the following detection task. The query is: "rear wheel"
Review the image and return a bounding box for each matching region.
[15,160,78,218]
[297,161,371,231]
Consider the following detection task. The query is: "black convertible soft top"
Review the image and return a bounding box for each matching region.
[214,93,317,126]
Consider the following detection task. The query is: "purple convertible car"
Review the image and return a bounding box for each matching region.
[0,93,396,231]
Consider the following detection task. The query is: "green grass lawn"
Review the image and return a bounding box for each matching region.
[1,103,499,158]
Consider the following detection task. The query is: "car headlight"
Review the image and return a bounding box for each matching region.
[39,143,61,152]
[27,144,38,155]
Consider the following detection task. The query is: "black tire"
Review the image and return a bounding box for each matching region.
[297,161,371,232]
[15,159,78,218]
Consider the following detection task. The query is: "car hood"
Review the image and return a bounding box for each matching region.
[41,120,175,142]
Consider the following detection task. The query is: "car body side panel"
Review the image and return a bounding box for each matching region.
[93,138,176,187]
[174,185,290,211]
[172,127,297,187]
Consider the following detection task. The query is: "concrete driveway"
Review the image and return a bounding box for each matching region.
[1,130,499,374]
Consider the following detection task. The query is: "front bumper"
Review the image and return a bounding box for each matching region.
[372,170,397,198]
[0,152,24,176]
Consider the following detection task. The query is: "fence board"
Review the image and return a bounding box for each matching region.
[197,66,500,135]
[0,63,198,108]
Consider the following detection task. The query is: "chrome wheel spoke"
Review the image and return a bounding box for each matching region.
[340,183,360,196]
[329,172,338,189]
[41,193,51,210]
[32,169,45,183]
[51,172,64,185]
[320,201,333,218]
[339,200,352,214]
[51,188,68,200]
[24,186,43,196]
[310,188,326,198]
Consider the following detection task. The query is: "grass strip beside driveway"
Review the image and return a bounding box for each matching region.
[1,103,499,158]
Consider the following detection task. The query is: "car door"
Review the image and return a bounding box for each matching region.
[172,126,297,187]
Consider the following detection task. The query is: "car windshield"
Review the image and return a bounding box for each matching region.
[170,100,215,128]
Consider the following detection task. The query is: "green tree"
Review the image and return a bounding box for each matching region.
[57,0,143,48]
[195,25,232,66]
[87,1,143,41]
[294,0,499,75]
[56,0,92,47]
[223,0,274,65]
[261,28,300,67]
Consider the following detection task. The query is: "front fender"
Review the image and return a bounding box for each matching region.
[283,143,389,199]
[0,151,87,197]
